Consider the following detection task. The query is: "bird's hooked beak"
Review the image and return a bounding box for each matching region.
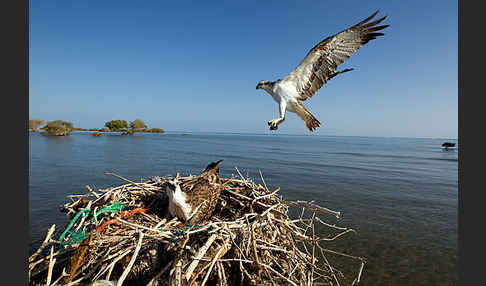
[256,83,261,90]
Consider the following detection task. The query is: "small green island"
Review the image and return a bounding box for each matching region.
[29,118,165,136]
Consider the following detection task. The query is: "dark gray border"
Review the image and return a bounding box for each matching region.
[4,0,29,284]
[459,0,482,285]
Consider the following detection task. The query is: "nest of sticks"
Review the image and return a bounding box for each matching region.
[29,169,365,286]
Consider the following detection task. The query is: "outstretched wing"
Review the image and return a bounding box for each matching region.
[181,169,222,223]
[283,10,389,101]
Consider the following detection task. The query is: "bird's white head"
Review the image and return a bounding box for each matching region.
[256,80,272,91]
[166,178,180,195]
[167,177,180,185]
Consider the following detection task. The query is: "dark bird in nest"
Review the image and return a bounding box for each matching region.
[166,160,224,224]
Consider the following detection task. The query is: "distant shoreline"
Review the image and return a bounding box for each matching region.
[29,119,165,136]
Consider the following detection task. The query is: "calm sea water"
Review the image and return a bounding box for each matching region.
[28,131,458,285]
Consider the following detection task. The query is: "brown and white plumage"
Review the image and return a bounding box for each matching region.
[256,10,389,132]
[166,160,223,224]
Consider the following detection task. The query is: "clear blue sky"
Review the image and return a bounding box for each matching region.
[29,0,457,138]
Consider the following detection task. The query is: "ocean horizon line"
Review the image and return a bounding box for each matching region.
[111,130,458,141]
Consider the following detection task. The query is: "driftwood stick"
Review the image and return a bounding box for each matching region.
[314,216,350,231]
[115,217,174,238]
[218,262,228,286]
[116,232,144,286]
[75,200,92,232]
[185,234,218,281]
[260,202,282,217]
[173,260,183,286]
[200,238,229,286]
[234,167,247,182]
[93,248,134,281]
[105,172,154,194]
[318,246,363,261]
[86,185,100,198]
[190,257,254,263]
[29,224,56,263]
[93,184,131,204]
[254,187,281,201]
[93,206,99,226]
[46,246,55,286]
[258,169,269,192]
[224,188,285,217]
[105,172,141,186]
[150,218,167,231]
[29,249,66,277]
[283,200,341,218]
[103,249,133,281]
[216,261,223,284]
[352,260,366,286]
[310,212,316,286]
[318,229,356,242]
[250,221,260,268]
[260,262,299,286]
[319,248,340,286]
[50,268,68,286]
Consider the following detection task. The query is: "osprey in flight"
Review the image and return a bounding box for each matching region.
[256,10,389,132]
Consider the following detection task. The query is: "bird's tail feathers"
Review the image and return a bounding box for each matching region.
[296,102,321,132]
